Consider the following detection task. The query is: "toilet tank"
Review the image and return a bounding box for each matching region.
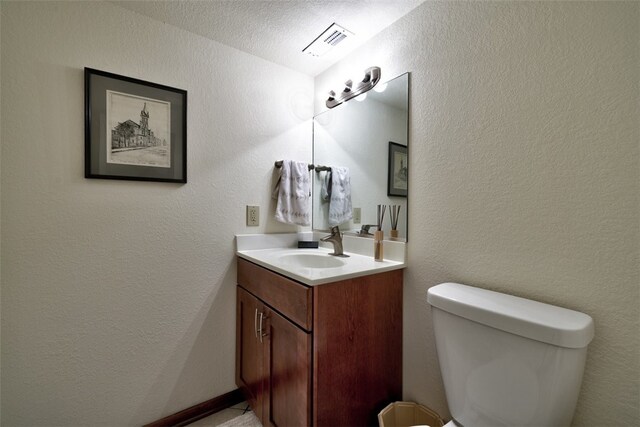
[427,283,594,427]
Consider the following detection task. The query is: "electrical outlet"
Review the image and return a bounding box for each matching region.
[353,207,361,224]
[246,205,259,226]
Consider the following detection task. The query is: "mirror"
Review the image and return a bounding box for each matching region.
[312,72,409,240]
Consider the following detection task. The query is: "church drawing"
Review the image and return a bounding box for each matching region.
[110,103,166,150]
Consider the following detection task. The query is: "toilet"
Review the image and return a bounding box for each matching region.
[427,282,594,427]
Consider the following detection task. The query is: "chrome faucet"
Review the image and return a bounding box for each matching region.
[321,226,349,257]
[358,224,378,236]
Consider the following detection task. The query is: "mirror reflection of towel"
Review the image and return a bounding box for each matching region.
[328,166,352,226]
[274,160,311,226]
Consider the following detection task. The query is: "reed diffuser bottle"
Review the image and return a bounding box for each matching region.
[389,205,401,239]
[374,204,386,262]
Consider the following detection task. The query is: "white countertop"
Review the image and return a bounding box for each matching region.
[236,233,406,286]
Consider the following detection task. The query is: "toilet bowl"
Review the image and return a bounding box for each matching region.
[427,282,594,427]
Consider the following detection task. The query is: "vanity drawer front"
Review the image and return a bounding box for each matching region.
[237,258,312,331]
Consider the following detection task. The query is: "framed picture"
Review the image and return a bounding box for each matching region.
[85,68,187,183]
[387,141,408,197]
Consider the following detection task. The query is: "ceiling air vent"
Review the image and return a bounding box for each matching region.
[303,23,353,57]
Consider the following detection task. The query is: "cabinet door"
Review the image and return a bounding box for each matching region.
[263,307,311,427]
[313,270,403,426]
[236,287,265,421]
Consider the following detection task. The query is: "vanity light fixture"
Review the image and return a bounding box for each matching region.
[326,66,381,109]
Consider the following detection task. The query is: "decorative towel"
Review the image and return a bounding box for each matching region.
[274,160,311,226]
[328,166,352,226]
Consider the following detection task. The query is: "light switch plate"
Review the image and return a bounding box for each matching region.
[353,207,361,224]
[246,205,259,226]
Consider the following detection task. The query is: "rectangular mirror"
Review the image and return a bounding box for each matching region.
[313,72,409,240]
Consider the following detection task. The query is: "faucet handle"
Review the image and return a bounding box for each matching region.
[321,225,342,242]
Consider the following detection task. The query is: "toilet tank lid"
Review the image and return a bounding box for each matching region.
[427,282,594,348]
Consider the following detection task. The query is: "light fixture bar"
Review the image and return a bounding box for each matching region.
[326,66,382,109]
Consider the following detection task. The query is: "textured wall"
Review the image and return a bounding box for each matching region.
[0,1,312,425]
[316,1,639,425]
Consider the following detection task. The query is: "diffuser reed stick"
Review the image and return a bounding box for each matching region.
[375,204,386,261]
[377,204,386,230]
[389,205,401,238]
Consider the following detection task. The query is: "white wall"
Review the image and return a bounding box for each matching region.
[0,1,312,425]
[316,1,639,425]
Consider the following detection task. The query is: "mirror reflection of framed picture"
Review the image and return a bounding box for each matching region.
[85,68,187,183]
[388,141,408,197]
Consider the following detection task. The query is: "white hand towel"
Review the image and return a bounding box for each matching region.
[328,166,352,226]
[275,160,311,226]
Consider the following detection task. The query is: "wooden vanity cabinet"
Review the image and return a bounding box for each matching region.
[236,288,266,420]
[236,287,312,426]
[236,257,402,427]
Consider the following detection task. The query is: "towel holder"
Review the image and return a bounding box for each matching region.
[274,160,314,171]
[314,165,331,172]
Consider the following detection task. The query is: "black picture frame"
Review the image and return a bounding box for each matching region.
[85,68,187,183]
[387,141,408,197]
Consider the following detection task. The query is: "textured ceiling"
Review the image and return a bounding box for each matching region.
[112,0,425,76]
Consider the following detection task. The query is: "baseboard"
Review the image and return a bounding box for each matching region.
[144,388,245,427]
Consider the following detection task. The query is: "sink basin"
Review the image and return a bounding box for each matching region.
[236,235,406,285]
[278,253,346,269]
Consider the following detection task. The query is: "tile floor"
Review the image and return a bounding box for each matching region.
[189,401,255,426]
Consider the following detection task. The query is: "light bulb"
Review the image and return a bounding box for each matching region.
[355,93,367,102]
[374,82,388,93]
